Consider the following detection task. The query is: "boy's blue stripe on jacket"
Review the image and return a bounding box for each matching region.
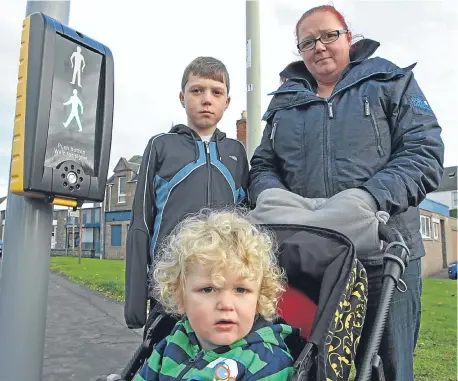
[149,142,206,258]
[209,142,237,203]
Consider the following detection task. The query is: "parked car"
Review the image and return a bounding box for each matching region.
[0,240,3,258]
[448,261,457,280]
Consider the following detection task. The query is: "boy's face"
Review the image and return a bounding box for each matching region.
[177,263,260,351]
[179,74,230,135]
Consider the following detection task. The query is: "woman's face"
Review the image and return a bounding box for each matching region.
[297,11,352,85]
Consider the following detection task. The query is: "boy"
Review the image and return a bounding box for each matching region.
[134,210,299,380]
[125,57,249,329]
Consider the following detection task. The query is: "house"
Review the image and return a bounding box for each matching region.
[103,155,141,259]
[0,197,101,258]
[0,196,6,240]
[427,166,457,212]
[419,198,457,277]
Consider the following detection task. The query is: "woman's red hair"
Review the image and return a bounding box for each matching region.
[295,5,350,43]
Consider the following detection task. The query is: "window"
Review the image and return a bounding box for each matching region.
[118,176,126,203]
[433,221,440,240]
[452,191,457,208]
[93,208,100,223]
[111,225,122,246]
[82,209,90,224]
[420,215,431,239]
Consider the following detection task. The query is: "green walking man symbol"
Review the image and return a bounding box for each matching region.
[63,89,83,132]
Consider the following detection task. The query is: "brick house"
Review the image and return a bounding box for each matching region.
[427,166,457,212]
[236,111,247,148]
[103,155,141,259]
[419,198,457,277]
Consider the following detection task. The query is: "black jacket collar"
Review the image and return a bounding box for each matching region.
[169,124,226,142]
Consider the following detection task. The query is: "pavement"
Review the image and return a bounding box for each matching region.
[1,258,144,381]
[43,273,143,380]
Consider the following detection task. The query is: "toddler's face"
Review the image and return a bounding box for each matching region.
[178,263,260,351]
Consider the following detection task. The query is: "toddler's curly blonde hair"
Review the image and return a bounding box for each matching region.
[151,209,286,320]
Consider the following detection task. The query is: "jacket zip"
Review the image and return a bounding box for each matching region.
[323,102,331,197]
[270,121,278,149]
[176,352,204,380]
[267,71,405,198]
[327,102,334,119]
[364,98,385,156]
[205,141,211,205]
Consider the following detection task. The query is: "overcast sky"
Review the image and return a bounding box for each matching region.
[0,0,456,198]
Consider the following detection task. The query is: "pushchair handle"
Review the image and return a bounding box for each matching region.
[356,224,410,381]
[378,223,404,247]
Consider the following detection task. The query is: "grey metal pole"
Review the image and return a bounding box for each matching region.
[79,207,82,263]
[246,0,262,161]
[72,215,76,256]
[66,209,69,256]
[0,2,70,381]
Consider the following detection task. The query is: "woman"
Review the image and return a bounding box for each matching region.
[249,5,444,381]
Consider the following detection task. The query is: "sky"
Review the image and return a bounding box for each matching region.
[0,0,456,198]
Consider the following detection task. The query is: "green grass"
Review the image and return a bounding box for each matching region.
[50,256,125,301]
[414,279,457,381]
[50,257,457,379]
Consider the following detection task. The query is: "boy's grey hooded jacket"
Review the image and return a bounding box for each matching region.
[249,39,444,263]
[125,124,248,329]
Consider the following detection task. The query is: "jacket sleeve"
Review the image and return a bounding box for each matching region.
[248,122,287,206]
[237,143,249,206]
[125,137,157,329]
[361,72,444,216]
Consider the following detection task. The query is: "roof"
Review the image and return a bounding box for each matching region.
[433,166,457,192]
[126,161,141,174]
[128,155,143,165]
[420,198,450,217]
[108,155,143,183]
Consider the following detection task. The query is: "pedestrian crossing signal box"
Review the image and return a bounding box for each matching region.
[10,12,114,208]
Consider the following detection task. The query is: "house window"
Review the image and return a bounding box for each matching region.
[118,176,126,203]
[93,208,100,223]
[452,191,457,208]
[433,221,440,240]
[82,209,90,224]
[111,225,122,246]
[420,215,431,239]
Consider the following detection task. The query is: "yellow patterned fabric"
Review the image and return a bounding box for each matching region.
[325,259,368,381]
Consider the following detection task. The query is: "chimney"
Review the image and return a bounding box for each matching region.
[236,111,247,148]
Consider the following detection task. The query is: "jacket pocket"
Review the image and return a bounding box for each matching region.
[364,97,385,157]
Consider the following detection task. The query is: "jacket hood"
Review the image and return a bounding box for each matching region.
[169,124,227,141]
[264,38,415,118]
[279,38,380,82]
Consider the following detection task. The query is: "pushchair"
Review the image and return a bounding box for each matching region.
[98,222,409,381]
